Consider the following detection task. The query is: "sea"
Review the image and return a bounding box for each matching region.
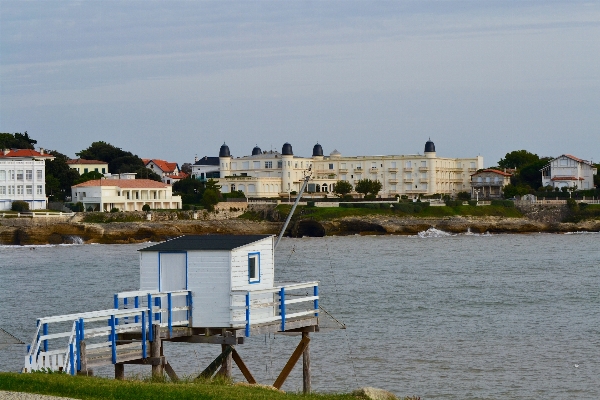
[1,231,599,399]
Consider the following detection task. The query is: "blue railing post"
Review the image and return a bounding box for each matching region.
[147,294,154,342]
[110,315,117,364]
[245,292,250,337]
[79,318,85,342]
[75,320,81,372]
[155,297,161,322]
[124,297,129,324]
[167,292,173,337]
[114,294,119,325]
[43,323,48,352]
[69,343,75,375]
[141,310,147,358]
[188,291,193,326]
[134,296,140,323]
[314,285,319,316]
[280,287,286,332]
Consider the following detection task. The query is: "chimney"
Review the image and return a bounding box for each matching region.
[39,147,45,155]
[194,155,198,163]
[3,149,8,155]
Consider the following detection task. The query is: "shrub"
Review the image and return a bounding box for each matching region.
[110,207,119,213]
[307,201,315,208]
[468,200,477,207]
[72,202,84,212]
[491,200,515,208]
[11,201,29,212]
[364,194,376,201]
[142,204,151,212]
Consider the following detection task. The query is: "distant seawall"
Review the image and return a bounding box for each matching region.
[1,213,599,245]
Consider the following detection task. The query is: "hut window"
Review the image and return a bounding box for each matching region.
[248,252,260,283]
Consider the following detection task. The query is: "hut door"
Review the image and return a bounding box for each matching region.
[159,252,187,292]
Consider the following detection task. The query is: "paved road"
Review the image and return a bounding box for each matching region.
[0,391,77,400]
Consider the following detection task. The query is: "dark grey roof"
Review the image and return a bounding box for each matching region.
[194,156,219,166]
[312,143,323,157]
[252,146,262,155]
[139,235,272,252]
[219,143,231,157]
[281,142,293,155]
[424,139,436,153]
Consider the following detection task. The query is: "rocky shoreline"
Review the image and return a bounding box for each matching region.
[1,213,599,245]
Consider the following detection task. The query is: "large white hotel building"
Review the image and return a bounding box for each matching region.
[192,139,483,199]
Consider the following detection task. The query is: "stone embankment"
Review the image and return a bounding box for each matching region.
[1,211,599,245]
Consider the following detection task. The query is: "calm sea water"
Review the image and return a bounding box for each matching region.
[1,232,599,399]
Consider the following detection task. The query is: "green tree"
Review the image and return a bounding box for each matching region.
[45,150,80,201]
[201,189,219,211]
[332,180,353,198]
[355,179,382,197]
[498,150,540,170]
[0,132,37,150]
[76,141,161,181]
[515,157,552,189]
[456,191,471,200]
[502,184,530,198]
[594,164,600,188]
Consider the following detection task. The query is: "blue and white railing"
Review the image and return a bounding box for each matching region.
[24,290,191,374]
[231,281,319,337]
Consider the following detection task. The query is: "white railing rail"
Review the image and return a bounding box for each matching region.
[231,281,319,337]
[24,290,192,374]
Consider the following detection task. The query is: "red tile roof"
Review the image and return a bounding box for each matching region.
[0,149,54,158]
[147,159,178,173]
[72,179,169,188]
[67,158,107,165]
[471,169,512,177]
[166,172,188,180]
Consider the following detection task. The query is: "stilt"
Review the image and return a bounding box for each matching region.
[150,325,163,377]
[231,348,256,384]
[218,343,232,378]
[198,345,233,379]
[164,362,179,382]
[273,334,310,390]
[77,341,93,376]
[302,332,311,394]
[114,363,124,380]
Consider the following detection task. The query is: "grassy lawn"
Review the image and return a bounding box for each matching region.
[0,373,360,400]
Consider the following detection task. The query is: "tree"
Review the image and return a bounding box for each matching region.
[180,163,192,174]
[456,191,471,200]
[76,141,161,181]
[142,204,151,212]
[0,132,37,150]
[498,150,540,170]
[201,189,219,211]
[45,150,80,201]
[332,180,353,198]
[515,157,551,189]
[355,179,382,198]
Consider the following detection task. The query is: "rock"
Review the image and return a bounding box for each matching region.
[352,386,398,400]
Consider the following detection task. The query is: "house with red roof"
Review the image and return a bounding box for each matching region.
[66,159,109,175]
[71,177,182,212]
[541,155,597,190]
[470,169,513,199]
[144,159,181,184]
[0,148,54,210]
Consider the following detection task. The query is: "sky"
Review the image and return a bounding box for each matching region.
[1,1,599,167]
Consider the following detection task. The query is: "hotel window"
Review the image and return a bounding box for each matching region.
[329,164,334,170]
[421,161,426,167]
[9,170,15,180]
[248,252,260,283]
[405,161,411,168]
[371,162,377,168]
[242,161,249,169]
[265,161,272,168]
[84,168,89,173]
[102,168,106,173]
[9,186,15,195]
[470,162,476,169]
[17,185,23,195]
[26,185,33,195]
[0,186,5,195]
[0,170,5,180]
[36,185,43,194]
[295,162,298,168]
[391,162,396,168]
[341,175,347,181]
[277,161,282,168]
[94,168,98,172]
[17,170,23,180]
[26,170,33,180]
[253,161,260,169]
[37,170,42,179]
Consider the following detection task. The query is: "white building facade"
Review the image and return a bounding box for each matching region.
[0,149,54,210]
[71,175,182,211]
[541,155,597,190]
[213,140,483,198]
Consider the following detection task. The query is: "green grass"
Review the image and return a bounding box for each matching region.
[0,373,359,400]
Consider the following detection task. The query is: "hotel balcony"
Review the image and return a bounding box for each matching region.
[419,167,429,172]
[354,167,363,172]
[369,167,378,173]
[404,167,413,172]
[471,181,503,187]
[338,168,348,173]
[419,178,429,183]
[388,178,399,184]
[387,167,398,173]
[404,178,413,182]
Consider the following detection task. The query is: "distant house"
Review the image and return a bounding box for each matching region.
[470,169,512,199]
[164,172,189,185]
[66,159,109,175]
[71,176,182,211]
[0,148,54,210]
[541,155,597,190]
[191,156,220,181]
[144,159,180,184]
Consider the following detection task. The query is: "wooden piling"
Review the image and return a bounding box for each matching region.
[302,332,311,394]
[150,325,163,377]
[273,334,310,390]
[114,363,124,380]
[218,344,232,379]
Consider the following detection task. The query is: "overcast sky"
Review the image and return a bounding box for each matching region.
[1,1,599,166]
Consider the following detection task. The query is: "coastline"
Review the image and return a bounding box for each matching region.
[1,214,599,245]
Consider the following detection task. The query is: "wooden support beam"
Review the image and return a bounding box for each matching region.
[169,335,240,345]
[198,345,233,380]
[150,325,163,377]
[164,362,179,382]
[115,363,124,380]
[272,335,310,390]
[217,344,232,378]
[231,348,256,384]
[79,341,87,373]
[120,356,164,365]
[302,332,310,394]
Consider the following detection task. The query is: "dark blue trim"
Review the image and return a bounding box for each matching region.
[280,288,286,331]
[69,343,75,375]
[110,315,117,364]
[75,320,81,371]
[134,296,139,323]
[168,293,173,337]
[141,311,147,358]
[314,285,319,316]
[43,323,48,352]
[245,293,250,337]
[248,252,261,284]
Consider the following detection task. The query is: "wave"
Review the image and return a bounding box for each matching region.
[417,228,454,238]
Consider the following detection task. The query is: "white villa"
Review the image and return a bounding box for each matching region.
[211,140,483,198]
[71,174,182,211]
[470,169,513,199]
[541,155,597,190]
[0,148,54,210]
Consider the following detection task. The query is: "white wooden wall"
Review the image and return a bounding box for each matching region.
[140,252,159,291]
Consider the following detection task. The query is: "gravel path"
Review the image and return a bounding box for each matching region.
[0,391,77,400]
